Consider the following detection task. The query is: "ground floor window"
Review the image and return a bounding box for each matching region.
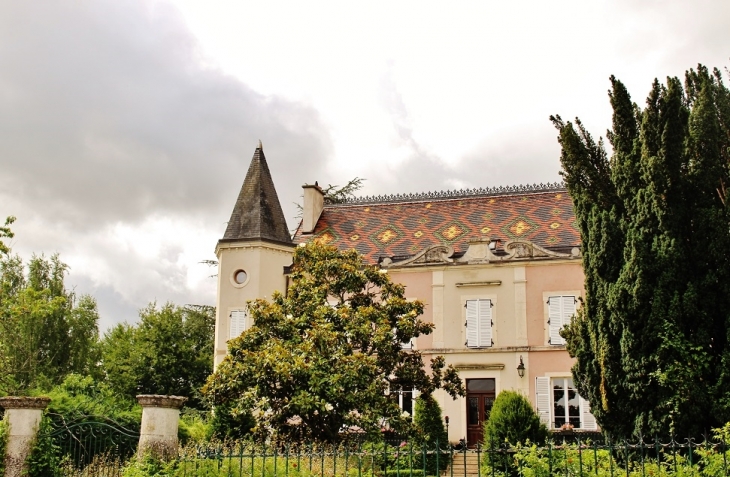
[390,386,417,418]
[552,377,580,428]
[536,376,597,430]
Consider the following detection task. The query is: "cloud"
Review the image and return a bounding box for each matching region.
[0,0,332,326]
[0,0,332,232]
[374,62,563,197]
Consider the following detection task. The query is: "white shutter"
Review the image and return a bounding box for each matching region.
[229,309,247,339]
[548,297,565,345]
[536,377,551,426]
[563,296,577,327]
[466,300,478,347]
[479,299,492,347]
[580,396,597,430]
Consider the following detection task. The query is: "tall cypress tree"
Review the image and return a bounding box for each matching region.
[551,65,730,438]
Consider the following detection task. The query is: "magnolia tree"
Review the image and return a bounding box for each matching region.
[204,242,464,442]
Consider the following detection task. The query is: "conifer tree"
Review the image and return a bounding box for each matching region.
[413,394,449,474]
[551,65,730,438]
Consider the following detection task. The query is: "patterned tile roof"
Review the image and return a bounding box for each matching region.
[294,184,579,264]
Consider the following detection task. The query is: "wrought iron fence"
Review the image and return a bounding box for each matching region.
[28,424,730,476]
[169,435,730,477]
[175,440,450,477]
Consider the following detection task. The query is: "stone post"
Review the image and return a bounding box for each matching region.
[136,395,186,460]
[0,396,51,477]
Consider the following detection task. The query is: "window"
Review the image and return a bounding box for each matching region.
[548,296,577,346]
[390,385,418,418]
[399,298,416,349]
[233,269,248,284]
[465,299,493,348]
[535,377,597,430]
[392,327,414,349]
[229,309,248,339]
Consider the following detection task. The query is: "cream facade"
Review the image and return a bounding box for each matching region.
[379,240,594,444]
[214,241,293,367]
[215,144,596,445]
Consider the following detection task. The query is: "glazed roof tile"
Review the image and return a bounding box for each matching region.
[294,184,579,264]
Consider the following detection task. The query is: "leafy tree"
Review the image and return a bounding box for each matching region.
[0,216,14,256]
[0,252,101,394]
[204,242,464,442]
[100,303,215,408]
[44,374,140,424]
[208,401,255,440]
[551,64,730,438]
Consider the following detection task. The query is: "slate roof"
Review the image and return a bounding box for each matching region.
[294,184,579,264]
[221,144,293,245]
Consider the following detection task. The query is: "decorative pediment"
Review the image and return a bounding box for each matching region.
[501,240,580,260]
[383,244,455,268]
[381,239,580,269]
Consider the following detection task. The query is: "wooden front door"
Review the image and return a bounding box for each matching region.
[466,378,496,447]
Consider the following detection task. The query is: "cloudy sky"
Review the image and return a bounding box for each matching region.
[1,1,728,330]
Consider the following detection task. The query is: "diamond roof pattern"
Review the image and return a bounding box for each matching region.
[294,189,579,264]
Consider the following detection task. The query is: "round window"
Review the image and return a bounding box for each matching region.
[234,270,248,284]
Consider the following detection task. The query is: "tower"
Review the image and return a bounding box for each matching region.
[213,142,294,367]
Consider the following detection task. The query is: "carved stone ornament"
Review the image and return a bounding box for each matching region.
[386,244,455,268]
[456,238,497,264]
[384,239,579,269]
[500,240,580,260]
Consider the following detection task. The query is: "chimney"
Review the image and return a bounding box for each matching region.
[302,183,325,234]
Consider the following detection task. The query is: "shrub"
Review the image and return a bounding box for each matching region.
[483,391,548,448]
[122,455,179,477]
[26,416,63,477]
[0,416,7,476]
[209,402,255,440]
[482,391,548,475]
[412,394,449,474]
[43,373,141,426]
[178,410,213,444]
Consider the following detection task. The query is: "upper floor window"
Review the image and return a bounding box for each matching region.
[465,299,493,348]
[548,296,577,346]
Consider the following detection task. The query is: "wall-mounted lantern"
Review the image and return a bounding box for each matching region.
[517,355,525,378]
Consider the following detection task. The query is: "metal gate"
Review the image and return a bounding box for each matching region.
[42,415,139,476]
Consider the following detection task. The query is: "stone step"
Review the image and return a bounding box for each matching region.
[445,453,482,477]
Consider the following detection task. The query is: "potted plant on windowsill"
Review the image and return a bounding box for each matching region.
[553,423,575,435]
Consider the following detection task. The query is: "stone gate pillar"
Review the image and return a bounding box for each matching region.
[136,395,186,460]
[0,396,51,477]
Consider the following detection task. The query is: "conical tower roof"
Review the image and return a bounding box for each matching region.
[221,142,293,245]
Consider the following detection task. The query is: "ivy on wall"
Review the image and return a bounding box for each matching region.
[0,416,8,476]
